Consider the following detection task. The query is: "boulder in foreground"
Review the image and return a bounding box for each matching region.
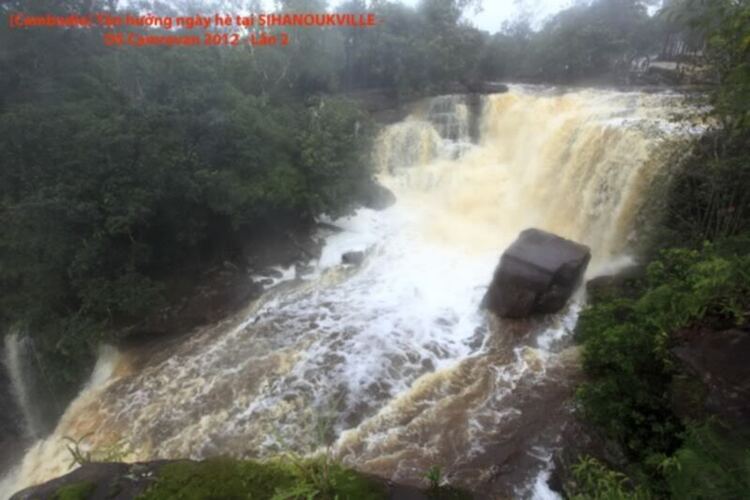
[9,458,449,500]
[483,229,591,318]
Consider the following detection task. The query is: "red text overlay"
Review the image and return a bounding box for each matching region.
[7,12,378,47]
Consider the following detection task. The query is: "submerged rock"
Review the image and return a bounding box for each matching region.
[342,251,365,266]
[465,81,510,94]
[361,181,397,210]
[483,229,591,318]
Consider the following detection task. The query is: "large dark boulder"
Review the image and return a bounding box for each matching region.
[342,251,365,266]
[483,229,591,318]
[360,181,396,210]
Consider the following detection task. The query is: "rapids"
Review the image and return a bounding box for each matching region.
[0,86,700,499]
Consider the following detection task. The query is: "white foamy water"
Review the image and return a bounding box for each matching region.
[1,86,701,499]
[3,332,42,440]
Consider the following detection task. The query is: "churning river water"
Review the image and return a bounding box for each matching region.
[0,85,701,499]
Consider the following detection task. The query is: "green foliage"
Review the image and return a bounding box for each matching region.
[332,0,486,95]
[567,457,653,500]
[0,0,377,413]
[64,434,95,469]
[572,5,750,495]
[656,1,750,248]
[577,244,750,459]
[662,423,750,499]
[478,0,746,86]
[54,481,95,500]
[482,0,660,83]
[137,457,386,500]
[576,298,680,459]
[3,2,733,419]
[660,129,750,246]
[565,427,750,500]
[138,458,296,500]
[665,0,750,129]
[420,465,471,499]
[425,464,443,491]
[576,238,750,497]
[298,98,374,217]
[64,433,133,469]
[274,453,336,499]
[270,396,345,498]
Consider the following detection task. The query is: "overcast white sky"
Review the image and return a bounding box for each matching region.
[257,0,577,33]
[350,0,578,33]
[417,0,576,32]
[330,0,662,33]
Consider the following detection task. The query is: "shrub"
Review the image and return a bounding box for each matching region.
[54,481,95,500]
[577,243,750,460]
[662,423,750,500]
[138,457,386,500]
[566,457,653,500]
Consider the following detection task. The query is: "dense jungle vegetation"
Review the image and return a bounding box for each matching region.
[0,1,749,496]
[566,1,750,498]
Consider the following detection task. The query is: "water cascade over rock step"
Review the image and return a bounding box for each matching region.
[344,82,509,126]
[0,338,28,476]
[483,229,591,318]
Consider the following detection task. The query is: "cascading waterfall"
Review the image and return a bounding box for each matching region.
[0,86,701,499]
[3,332,43,440]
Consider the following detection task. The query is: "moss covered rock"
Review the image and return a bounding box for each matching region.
[10,457,438,500]
[54,481,95,500]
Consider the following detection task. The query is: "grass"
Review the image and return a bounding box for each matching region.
[136,457,387,500]
[54,481,95,500]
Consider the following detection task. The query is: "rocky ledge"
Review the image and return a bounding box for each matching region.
[10,458,471,500]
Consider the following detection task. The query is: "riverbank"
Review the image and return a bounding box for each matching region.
[551,116,750,497]
[9,457,469,500]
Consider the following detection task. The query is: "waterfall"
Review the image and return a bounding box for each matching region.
[3,332,43,440]
[376,88,693,261]
[0,345,120,499]
[0,85,702,499]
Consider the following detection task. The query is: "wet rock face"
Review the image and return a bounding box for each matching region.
[10,462,165,500]
[483,229,591,318]
[672,327,750,425]
[10,461,431,500]
[549,414,628,497]
[342,251,365,266]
